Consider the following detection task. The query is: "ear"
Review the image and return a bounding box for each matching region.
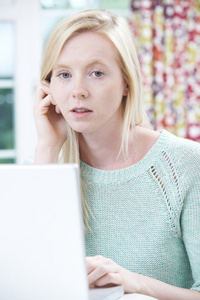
[123,83,129,96]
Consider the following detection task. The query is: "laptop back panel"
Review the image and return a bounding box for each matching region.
[0,164,89,300]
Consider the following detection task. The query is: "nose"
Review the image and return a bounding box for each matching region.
[72,79,88,99]
[72,88,88,99]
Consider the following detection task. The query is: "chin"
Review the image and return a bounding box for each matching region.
[68,125,88,134]
[66,121,96,135]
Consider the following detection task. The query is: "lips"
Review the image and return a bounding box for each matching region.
[71,107,92,113]
[70,107,93,118]
[73,109,91,112]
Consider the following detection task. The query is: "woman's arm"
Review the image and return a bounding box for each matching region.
[86,255,200,300]
[135,272,200,300]
[34,143,60,164]
[33,81,67,164]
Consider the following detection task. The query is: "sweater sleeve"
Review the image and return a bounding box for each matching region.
[181,173,200,292]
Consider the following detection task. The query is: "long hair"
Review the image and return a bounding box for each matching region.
[40,9,149,229]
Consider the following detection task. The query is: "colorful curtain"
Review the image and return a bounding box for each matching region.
[129,0,200,142]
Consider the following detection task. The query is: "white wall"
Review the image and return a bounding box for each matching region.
[0,0,42,163]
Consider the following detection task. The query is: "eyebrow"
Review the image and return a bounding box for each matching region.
[53,59,108,70]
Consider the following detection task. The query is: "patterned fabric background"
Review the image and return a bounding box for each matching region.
[129,0,200,142]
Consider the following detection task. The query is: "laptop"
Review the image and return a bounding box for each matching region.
[0,164,124,300]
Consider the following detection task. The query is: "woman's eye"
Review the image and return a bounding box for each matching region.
[91,71,104,78]
[59,73,71,79]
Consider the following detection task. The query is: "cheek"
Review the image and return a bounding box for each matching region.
[102,82,124,105]
[50,83,66,106]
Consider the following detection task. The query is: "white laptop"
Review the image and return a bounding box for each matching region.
[0,164,124,300]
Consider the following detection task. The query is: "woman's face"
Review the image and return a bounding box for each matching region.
[50,31,128,137]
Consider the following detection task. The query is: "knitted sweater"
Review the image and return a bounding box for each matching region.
[81,130,200,291]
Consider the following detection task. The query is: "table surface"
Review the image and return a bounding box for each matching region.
[121,294,158,299]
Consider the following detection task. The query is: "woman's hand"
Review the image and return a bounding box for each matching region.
[86,255,141,294]
[33,80,67,163]
[86,256,200,300]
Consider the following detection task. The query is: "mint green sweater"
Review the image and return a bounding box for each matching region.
[81,130,200,291]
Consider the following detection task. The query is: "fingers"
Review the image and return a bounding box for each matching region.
[35,80,51,105]
[34,93,54,117]
[93,273,121,287]
[86,256,140,294]
[34,81,58,116]
[39,94,53,113]
[87,256,114,274]
[86,256,121,287]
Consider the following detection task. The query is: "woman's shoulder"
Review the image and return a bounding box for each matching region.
[140,127,200,154]
[161,129,200,157]
[154,129,200,179]
[139,126,200,150]
[138,127,200,172]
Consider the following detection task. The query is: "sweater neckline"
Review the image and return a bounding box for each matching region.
[80,130,172,183]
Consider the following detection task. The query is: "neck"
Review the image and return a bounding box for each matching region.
[79,126,137,170]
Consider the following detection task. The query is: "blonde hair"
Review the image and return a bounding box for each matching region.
[40,9,149,229]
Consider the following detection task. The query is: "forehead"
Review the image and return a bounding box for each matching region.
[57,31,119,64]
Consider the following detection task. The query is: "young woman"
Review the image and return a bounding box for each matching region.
[34,9,200,299]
